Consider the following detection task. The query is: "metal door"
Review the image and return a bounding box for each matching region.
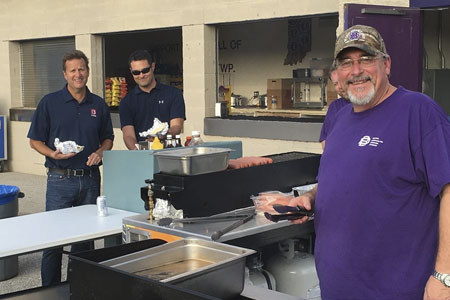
[345,4,422,92]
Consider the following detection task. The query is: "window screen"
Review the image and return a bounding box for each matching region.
[20,38,75,107]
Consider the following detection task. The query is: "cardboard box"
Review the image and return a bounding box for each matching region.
[267,79,292,91]
[267,79,293,109]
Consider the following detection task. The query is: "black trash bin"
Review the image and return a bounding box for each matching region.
[0,185,24,281]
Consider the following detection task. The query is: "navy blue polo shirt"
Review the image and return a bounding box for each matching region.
[27,85,114,169]
[119,82,186,141]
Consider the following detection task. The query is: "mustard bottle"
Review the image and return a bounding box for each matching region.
[151,137,164,150]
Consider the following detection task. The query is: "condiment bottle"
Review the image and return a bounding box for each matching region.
[165,134,174,148]
[271,96,277,109]
[184,136,192,146]
[175,135,182,147]
[151,136,164,150]
[188,131,204,146]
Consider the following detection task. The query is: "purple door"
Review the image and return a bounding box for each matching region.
[345,4,422,92]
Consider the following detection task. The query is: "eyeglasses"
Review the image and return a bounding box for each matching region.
[131,67,151,76]
[336,56,382,71]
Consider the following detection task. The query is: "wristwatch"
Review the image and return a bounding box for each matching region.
[433,270,450,287]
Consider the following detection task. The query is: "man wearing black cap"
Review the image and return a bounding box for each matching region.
[290,25,450,300]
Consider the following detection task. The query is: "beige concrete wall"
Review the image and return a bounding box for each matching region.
[76,34,104,97]
[1,0,338,41]
[182,24,217,136]
[9,121,46,175]
[2,0,417,174]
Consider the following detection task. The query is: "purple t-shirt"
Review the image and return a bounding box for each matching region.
[319,98,350,142]
[315,87,450,300]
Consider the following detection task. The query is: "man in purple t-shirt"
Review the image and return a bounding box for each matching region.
[319,67,350,149]
[290,25,450,300]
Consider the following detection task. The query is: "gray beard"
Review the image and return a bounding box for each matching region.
[347,84,375,106]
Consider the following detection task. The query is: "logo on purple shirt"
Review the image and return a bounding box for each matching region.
[358,135,384,147]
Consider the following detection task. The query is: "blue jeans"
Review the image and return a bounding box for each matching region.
[41,168,100,286]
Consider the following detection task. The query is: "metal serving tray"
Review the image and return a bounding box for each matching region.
[101,238,255,299]
[154,147,231,175]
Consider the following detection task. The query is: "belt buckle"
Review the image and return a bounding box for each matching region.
[73,169,84,176]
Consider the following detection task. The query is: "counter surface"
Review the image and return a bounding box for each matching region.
[123,208,314,248]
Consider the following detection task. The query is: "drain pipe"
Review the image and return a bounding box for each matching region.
[438,10,446,69]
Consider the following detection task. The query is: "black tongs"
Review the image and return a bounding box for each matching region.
[264,204,314,223]
[158,214,250,226]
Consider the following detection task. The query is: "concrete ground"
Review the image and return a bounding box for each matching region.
[0,171,48,295]
[0,171,103,296]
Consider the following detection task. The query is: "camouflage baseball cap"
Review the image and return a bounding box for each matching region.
[334,25,387,59]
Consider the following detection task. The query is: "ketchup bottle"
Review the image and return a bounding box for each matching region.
[184,136,192,146]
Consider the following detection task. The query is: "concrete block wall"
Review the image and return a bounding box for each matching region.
[0,0,409,174]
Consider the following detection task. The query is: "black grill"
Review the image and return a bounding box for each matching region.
[146,152,321,218]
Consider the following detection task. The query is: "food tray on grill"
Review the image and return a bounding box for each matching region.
[154,147,231,176]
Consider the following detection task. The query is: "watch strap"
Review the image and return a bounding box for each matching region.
[433,270,450,288]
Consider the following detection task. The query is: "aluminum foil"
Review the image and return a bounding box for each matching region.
[54,138,84,154]
[139,118,168,138]
[152,198,183,220]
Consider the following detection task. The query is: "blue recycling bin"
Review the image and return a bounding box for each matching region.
[0,185,19,218]
[0,185,23,281]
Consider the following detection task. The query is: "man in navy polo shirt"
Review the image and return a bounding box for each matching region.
[119,49,186,150]
[290,25,450,299]
[27,50,114,286]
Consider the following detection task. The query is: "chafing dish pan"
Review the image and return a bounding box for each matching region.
[154,147,231,175]
[101,238,255,299]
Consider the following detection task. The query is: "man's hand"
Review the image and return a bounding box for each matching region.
[86,139,113,166]
[86,151,102,167]
[287,187,316,224]
[424,276,450,300]
[30,139,76,160]
[122,125,138,150]
[49,149,76,160]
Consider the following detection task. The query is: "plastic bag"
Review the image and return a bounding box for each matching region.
[251,191,293,215]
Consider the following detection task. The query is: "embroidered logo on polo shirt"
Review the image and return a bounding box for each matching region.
[90,108,97,117]
[358,135,383,147]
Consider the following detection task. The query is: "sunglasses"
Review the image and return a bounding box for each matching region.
[131,67,151,76]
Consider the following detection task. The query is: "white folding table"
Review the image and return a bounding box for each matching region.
[0,205,137,258]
